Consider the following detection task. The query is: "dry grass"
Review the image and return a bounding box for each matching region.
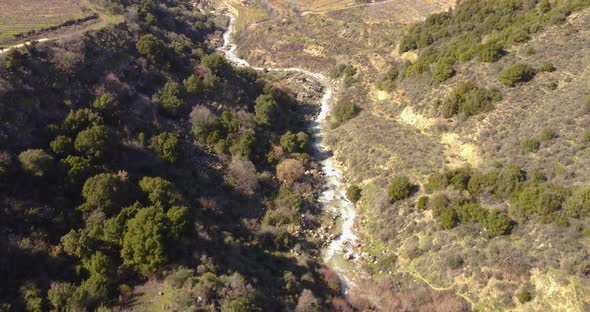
[0,0,84,44]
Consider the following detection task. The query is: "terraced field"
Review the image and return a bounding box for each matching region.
[0,0,84,45]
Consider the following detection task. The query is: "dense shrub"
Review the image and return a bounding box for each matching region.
[50,135,74,156]
[254,92,278,126]
[426,167,471,192]
[537,63,556,73]
[330,64,356,79]
[397,0,589,72]
[388,176,414,202]
[280,131,309,153]
[183,75,204,95]
[201,53,230,76]
[61,109,103,136]
[121,206,169,276]
[332,102,359,126]
[139,177,182,207]
[74,125,113,159]
[441,82,500,118]
[376,66,399,91]
[157,81,185,116]
[500,64,536,87]
[439,207,458,229]
[478,42,504,62]
[456,203,487,224]
[346,185,362,203]
[430,194,449,214]
[511,182,568,221]
[150,132,180,163]
[564,186,590,218]
[522,138,540,153]
[432,60,455,82]
[92,93,118,119]
[417,196,429,210]
[495,165,525,199]
[484,210,512,237]
[81,173,129,214]
[136,34,165,64]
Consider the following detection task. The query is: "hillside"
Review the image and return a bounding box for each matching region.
[0,0,346,311]
[228,0,590,310]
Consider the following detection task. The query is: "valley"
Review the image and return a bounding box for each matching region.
[1,0,589,311]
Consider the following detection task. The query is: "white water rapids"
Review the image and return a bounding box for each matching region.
[218,12,358,291]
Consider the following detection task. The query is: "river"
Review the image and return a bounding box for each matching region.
[217,11,359,292]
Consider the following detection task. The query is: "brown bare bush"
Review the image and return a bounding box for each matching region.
[226,156,258,195]
[295,289,321,312]
[318,266,341,293]
[276,158,305,185]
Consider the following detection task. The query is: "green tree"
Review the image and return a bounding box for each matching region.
[81,173,128,214]
[150,132,180,163]
[229,130,256,159]
[93,93,118,120]
[61,229,95,259]
[157,81,185,116]
[136,34,165,63]
[121,206,168,276]
[82,251,117,292]
[74,125,113,159]
[201,53,230,76]
[61,108,103,136]
[139,176,183,207]
[388,176,414,202]
[20,281,45,312]
[166,205,190,240]
[50,135,74,156]
[18,149,54,177]
[60,155,94,185]
[48,282,76,312]
[254,93,278,126]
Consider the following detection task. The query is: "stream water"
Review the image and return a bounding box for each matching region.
[218,11,358,292]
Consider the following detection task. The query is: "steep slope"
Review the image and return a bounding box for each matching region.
[0,0,345,311]
[226,0,590,310]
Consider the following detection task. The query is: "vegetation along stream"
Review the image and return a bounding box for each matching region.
[218,8,360,292]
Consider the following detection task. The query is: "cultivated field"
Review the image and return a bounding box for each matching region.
[0,0,84,45]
